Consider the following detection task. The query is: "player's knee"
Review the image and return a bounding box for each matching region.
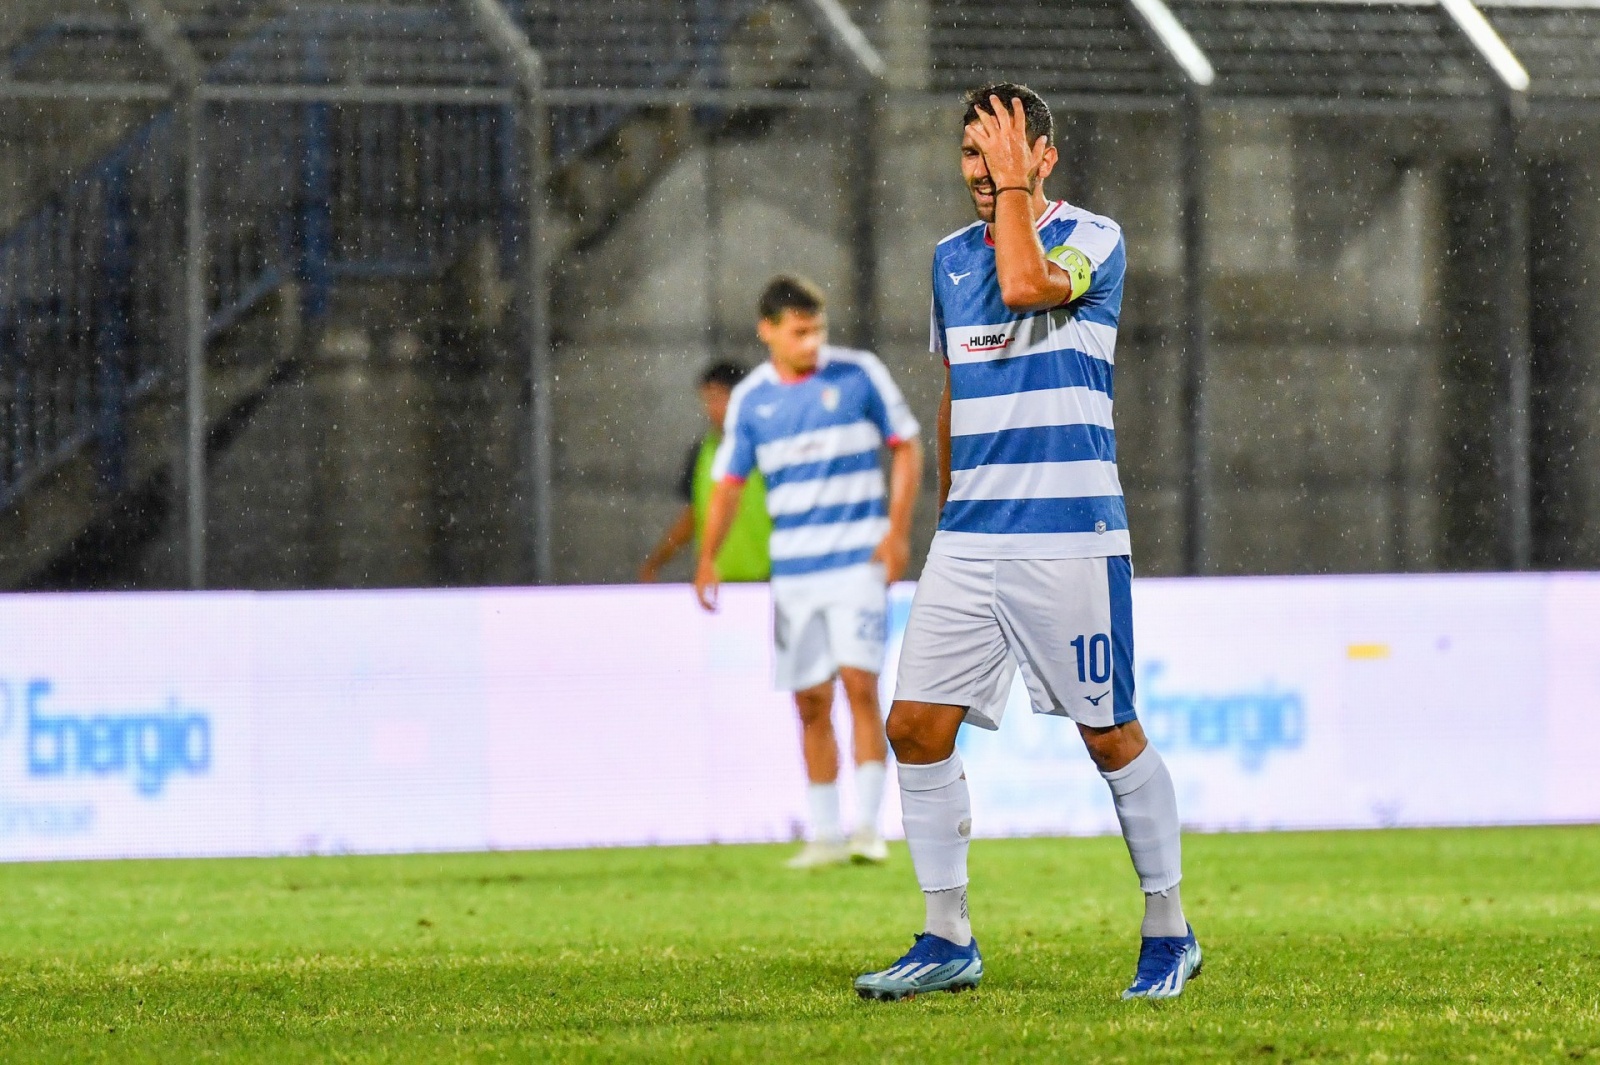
[886,703,956,764]
[884,709,913,754]
[794,684,833,725]
[1080,720,1148,772]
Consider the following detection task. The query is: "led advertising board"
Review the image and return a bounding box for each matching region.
[0,574,1596,861]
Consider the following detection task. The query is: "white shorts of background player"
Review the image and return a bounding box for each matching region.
[893,553,1136,730]
[771,562,890,692]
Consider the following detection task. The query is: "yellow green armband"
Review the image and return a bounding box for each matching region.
[1046,245,1093,300]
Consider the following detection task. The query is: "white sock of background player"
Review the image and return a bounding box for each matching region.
[854,760,886,837]
[1101,744,1188,937]
[898,752,972,946]
[806,782,844,844]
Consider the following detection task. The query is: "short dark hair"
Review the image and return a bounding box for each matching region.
[962,82,1053,146]
[757,275,825,322]
[699,360,747,391]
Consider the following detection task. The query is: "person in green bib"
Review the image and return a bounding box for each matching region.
[639,362,773,583]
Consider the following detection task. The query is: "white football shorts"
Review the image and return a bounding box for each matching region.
[771,563,889,691]
[893,553,1137,730]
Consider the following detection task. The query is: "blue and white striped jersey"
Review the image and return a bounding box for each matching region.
[713,346,920,581]
[929,200,1129,560]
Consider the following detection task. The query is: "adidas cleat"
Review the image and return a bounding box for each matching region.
[854,933,982,1001]
[1122,924,1202,1000]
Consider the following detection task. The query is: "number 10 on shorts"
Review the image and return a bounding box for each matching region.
[1070,634,1113,684]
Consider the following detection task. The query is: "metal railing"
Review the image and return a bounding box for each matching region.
[0,97,508,512]
[0,4,514,515]
[0,111,182,506]
[511,0,762,160]
[0,0,880,588]
[0,0,773,519]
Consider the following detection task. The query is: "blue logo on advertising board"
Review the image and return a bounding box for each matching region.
[1,679,213,797]
[1139,662,1305,771]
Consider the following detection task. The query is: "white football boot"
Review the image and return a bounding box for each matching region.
[785,839,850,869]
[848,828,889,864]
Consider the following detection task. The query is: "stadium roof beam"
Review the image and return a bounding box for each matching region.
[928,0,1188,110]
[1129,0,1216,87]
[797,0,888,84]
[1441,0,1530,92]
[1161,0,1500,110]
[1475,1,1600,114]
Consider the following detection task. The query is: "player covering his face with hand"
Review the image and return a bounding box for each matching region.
[853,84,1201,1003]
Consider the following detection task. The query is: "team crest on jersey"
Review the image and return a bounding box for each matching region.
[821,386,841,412]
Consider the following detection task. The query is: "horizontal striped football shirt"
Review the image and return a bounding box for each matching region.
[713,346,920,581]
[929,200,1129,559]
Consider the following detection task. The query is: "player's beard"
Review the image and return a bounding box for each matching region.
[969,180,997,223]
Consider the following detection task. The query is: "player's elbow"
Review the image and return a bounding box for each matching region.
[998,278,1055,314]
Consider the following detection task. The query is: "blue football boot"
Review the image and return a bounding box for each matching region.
[1122,923,1202,1000]
[854,933,983,1001]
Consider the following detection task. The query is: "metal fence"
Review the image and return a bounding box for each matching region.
[926,0,1600,573]
[0,3,518,532]
[15,1,1584,585]
[0,110,180,508]
[0,0,808,589]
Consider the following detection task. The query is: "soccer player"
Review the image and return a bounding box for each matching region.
[694,276,923,869]
[853,84,1200,1001]
[639,362,773,585]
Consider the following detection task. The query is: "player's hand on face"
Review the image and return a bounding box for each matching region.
[968,95,1047,193]
[871,533,911,585]
[693,557,721,612]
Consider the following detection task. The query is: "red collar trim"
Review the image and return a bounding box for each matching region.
[984,200,1065,247]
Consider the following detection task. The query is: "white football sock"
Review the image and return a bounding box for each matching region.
[1142,883,1187,939]
[899,752,973,945]
[924,886,971,947]
[854,760,887,835]
[807,781,844,844]
[1101,745,1186,935]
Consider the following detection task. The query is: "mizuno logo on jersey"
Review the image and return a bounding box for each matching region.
[948,271,972,285]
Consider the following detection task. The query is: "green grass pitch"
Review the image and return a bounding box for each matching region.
[0,826,1596,1062]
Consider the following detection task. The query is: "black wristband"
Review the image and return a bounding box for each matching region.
[993,185,1032,197]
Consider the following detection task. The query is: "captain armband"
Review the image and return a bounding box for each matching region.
[1045,245,1094,301]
